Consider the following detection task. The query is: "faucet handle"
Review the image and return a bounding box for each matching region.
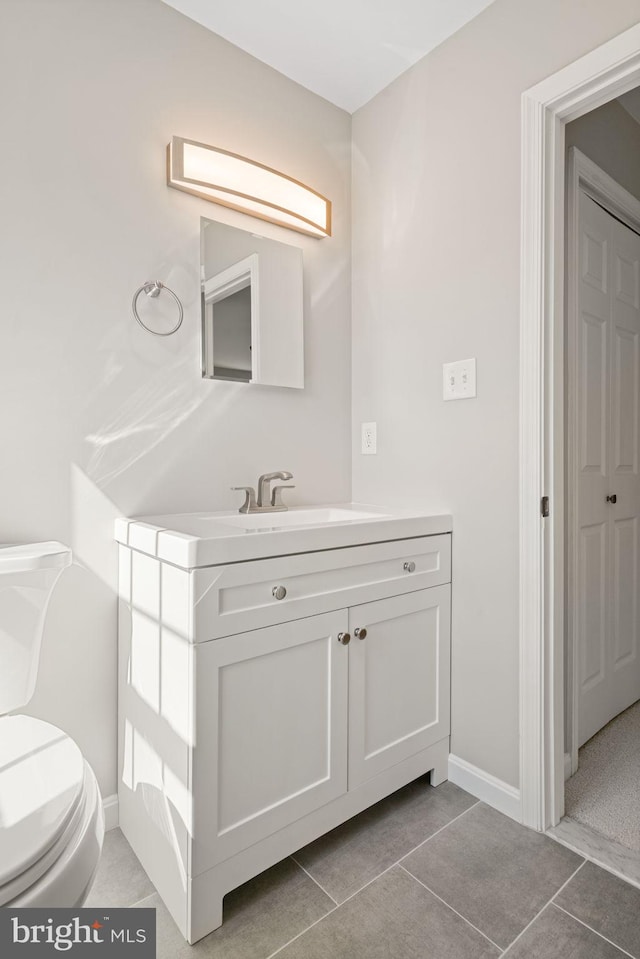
[231,486,257,514]
[271,485,295,509]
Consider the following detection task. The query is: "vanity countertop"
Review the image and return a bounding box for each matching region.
[115,504,452,569]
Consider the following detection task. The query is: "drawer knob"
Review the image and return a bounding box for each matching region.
[403,561,416,573]
[272,585,287,601]
[354,627,367,640]
[337,632,351,645]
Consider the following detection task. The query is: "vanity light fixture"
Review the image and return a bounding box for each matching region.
[167,136,331,238]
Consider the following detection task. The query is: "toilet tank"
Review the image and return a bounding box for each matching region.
[0,543,71,714]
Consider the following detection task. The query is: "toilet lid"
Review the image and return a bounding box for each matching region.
[0,716,85,887]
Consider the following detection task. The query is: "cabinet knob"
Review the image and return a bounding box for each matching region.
[606,494,617,504]
[337,632,351,645]
[272,585,287,600]
[403,561,416,573]
[354,627,367,640]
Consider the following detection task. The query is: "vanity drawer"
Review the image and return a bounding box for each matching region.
[191,534,451,640]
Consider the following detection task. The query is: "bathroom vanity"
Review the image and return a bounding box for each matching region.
[115,505,452,943]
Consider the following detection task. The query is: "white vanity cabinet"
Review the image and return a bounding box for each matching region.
[117,515,451,944]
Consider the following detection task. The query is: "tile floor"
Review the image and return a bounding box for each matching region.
[87,778,640,958]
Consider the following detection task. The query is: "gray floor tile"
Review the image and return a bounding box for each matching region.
[85,828,155,908]
[134,858,333,959]
[504,905,627,958]
[555,860,640,958]
[294,778,476,903]
[402,803,583,949]
[277,865,500,959]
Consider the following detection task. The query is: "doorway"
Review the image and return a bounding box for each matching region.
[565,143,640,769]
[519,23,640,836]
[561,138,640,869]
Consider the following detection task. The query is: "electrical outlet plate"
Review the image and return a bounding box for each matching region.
[443,358,477,401]
[361,422,377,454]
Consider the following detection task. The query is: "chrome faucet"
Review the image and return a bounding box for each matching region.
[232,471,295,513]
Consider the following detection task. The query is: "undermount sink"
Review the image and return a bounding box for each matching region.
[115,504,452,569]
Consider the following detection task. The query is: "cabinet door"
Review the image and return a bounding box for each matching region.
[348,586,450,788]
[574,192,640,747]
[192,610,349,872]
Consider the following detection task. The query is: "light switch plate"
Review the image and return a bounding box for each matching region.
[443,358,477,400]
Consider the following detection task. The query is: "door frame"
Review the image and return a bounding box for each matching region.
[566,148,640,778]
[520,22,640,831]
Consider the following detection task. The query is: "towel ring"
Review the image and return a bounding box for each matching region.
[132,281,184,336]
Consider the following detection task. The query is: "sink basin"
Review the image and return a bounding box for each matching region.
[115,504,452,569]
[213,507,386,530]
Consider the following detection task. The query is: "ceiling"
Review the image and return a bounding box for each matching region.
[161,0,497,113]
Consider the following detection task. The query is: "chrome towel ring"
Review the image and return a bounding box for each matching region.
[132,281,184,336]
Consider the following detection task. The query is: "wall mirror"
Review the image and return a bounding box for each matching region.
[201,219,304,388]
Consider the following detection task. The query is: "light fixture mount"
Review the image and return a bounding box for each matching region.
[167,136,331,238]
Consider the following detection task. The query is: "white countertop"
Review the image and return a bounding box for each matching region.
[115,504,452,569]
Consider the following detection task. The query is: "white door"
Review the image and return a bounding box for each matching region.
[347,586,450,788]
[574,190,640,747]
[192,610,349,872]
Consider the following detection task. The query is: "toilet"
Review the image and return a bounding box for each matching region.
[0,543,104,907]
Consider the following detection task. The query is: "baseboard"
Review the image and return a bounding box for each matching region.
[448,754,522,823]
[103,794,119,831]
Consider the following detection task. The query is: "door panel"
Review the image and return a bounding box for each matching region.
[613,517,637,667]
[612,326,638,472]
[578,523,607,694]
[576,194,611,746]
[580,312,607,473]
[582,227,608,292]
[615,249,640,309]
[575,191,640,748]
[347,586,450,788]
[607,211,640,725]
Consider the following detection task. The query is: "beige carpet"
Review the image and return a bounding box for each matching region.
[565,700,640,852]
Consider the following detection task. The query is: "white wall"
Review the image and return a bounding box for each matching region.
[0,0,351,798]
[352,0,640,788]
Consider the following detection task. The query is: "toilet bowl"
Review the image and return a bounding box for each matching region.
[0,543,104,906]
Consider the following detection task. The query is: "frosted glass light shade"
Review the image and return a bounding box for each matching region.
[167,137,331,238]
